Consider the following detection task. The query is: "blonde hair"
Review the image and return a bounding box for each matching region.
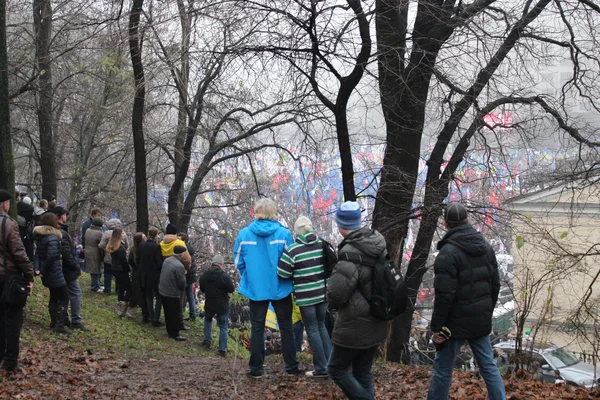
[294,216,313,236]
[105,228,123,254]
[254,198,277,220]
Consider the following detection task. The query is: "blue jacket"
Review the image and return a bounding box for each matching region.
[234,219,293,301]
[33,225,66,289]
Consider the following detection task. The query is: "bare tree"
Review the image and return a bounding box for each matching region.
[129,0,149,233]
[0,0,15,216]
[33,0,56,200]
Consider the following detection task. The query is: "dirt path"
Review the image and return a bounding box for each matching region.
[1,343,596,399]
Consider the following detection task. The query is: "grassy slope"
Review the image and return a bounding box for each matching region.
[21,273,249,359]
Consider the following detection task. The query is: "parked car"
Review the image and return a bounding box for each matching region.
[494,340,599,388]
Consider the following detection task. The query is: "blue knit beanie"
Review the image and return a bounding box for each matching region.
[335,201,362,230]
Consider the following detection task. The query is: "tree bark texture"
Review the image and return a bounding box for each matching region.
[33,0,56,201]
[129,0,149,233]
[0,0,16,218]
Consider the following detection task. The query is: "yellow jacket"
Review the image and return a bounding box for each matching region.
[160,235,190,268]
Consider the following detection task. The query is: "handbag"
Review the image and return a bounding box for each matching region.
[0,216,31,308]
[0,274,30,308]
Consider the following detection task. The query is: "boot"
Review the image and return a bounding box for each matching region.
[48,302,57,329]
[120,302,133,318]
[53,306,73,335]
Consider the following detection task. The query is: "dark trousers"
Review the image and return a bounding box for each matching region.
[0,282,25,369]
[161,295,183,338]
[144,285,162,323]
[248,294,299,374]
[113,271,131,303]
[327,344,378,400]
[103,263,113,293]
[49,285,69,308]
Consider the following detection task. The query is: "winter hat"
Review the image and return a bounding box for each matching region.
[48,206,68,217]
[92,218,104,227]
[212,254,225,265]
[294,216,313,236]
[173,245,187,255]
[445,202,468,224]
[166,224,178,235]
[22,196,32,205]
[105,218,122,230]
[0,189,12,203]
[335,201,362,230]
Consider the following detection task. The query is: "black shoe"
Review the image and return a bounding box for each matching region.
[201,341,211,349]
[53,326,73,335]
[171,336,186,342]
[71,323,90,332]
[218,350,226,357]
[286,368,304,376]
[151,321,163,327]
[2,364,23,373]
[247,371,263,379]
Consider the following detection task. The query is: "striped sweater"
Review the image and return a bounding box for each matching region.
[277,232,326,307]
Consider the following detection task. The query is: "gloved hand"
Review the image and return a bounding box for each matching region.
[432,326,451,350]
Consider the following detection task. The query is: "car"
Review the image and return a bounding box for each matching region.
[494,340,599,388]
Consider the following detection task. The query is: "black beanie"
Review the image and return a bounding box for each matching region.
[173,245,187,255]
[166,224,178,235]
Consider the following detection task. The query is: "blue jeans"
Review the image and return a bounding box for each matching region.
[65,279,82,325]
[293,321,304,352]
[90,274,102,291]
[427,335,506,400]
[300,302,332,374]
[204,313,229,352]
[328,344,378,400]
[248,294,299,374]
[185,283,196,318]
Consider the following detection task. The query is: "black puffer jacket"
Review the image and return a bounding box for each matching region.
[33,225,65,289]
[430,224,500,340]
[58,224,80,282]
[199,265,235,315]
[110,244,129,273]
[327,227,389,349]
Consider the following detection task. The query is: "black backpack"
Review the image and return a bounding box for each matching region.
[321,238,338,278]
[339,251,408,321]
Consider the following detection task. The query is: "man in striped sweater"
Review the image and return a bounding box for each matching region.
[278,216,332,378]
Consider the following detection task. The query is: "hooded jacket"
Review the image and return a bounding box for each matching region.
[233,219,294,301]
[84,225,103,274]
[277,232,327,307]
[98,219,128,265]
[58,223,80,282]
[430,224,501,340]
[327,227,389,349]
[0,211,34,282]
[159,235,187,257]
[199,264,235,315]
[33,225,65,288]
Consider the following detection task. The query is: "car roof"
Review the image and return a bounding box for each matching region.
[494,340,557,353]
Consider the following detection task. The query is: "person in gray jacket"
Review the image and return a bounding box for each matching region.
[159,245,189,341]
[326,201,389,400]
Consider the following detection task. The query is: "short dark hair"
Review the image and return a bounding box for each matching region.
[148,227,159,238]
[178,232,188,242]
[39,199,48,208]
[40,212,58,228]
[446,220,468,229]
[91,208,102,217]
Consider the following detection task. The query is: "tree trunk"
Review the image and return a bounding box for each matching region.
[129,0,149,233]
[335,110,356,201]
[33,0,56,201]
[0,0,15,218]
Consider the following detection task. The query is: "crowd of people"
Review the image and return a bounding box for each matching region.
[0,189,508,400]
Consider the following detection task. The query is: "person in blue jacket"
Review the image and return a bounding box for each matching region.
[234,198,300,378]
